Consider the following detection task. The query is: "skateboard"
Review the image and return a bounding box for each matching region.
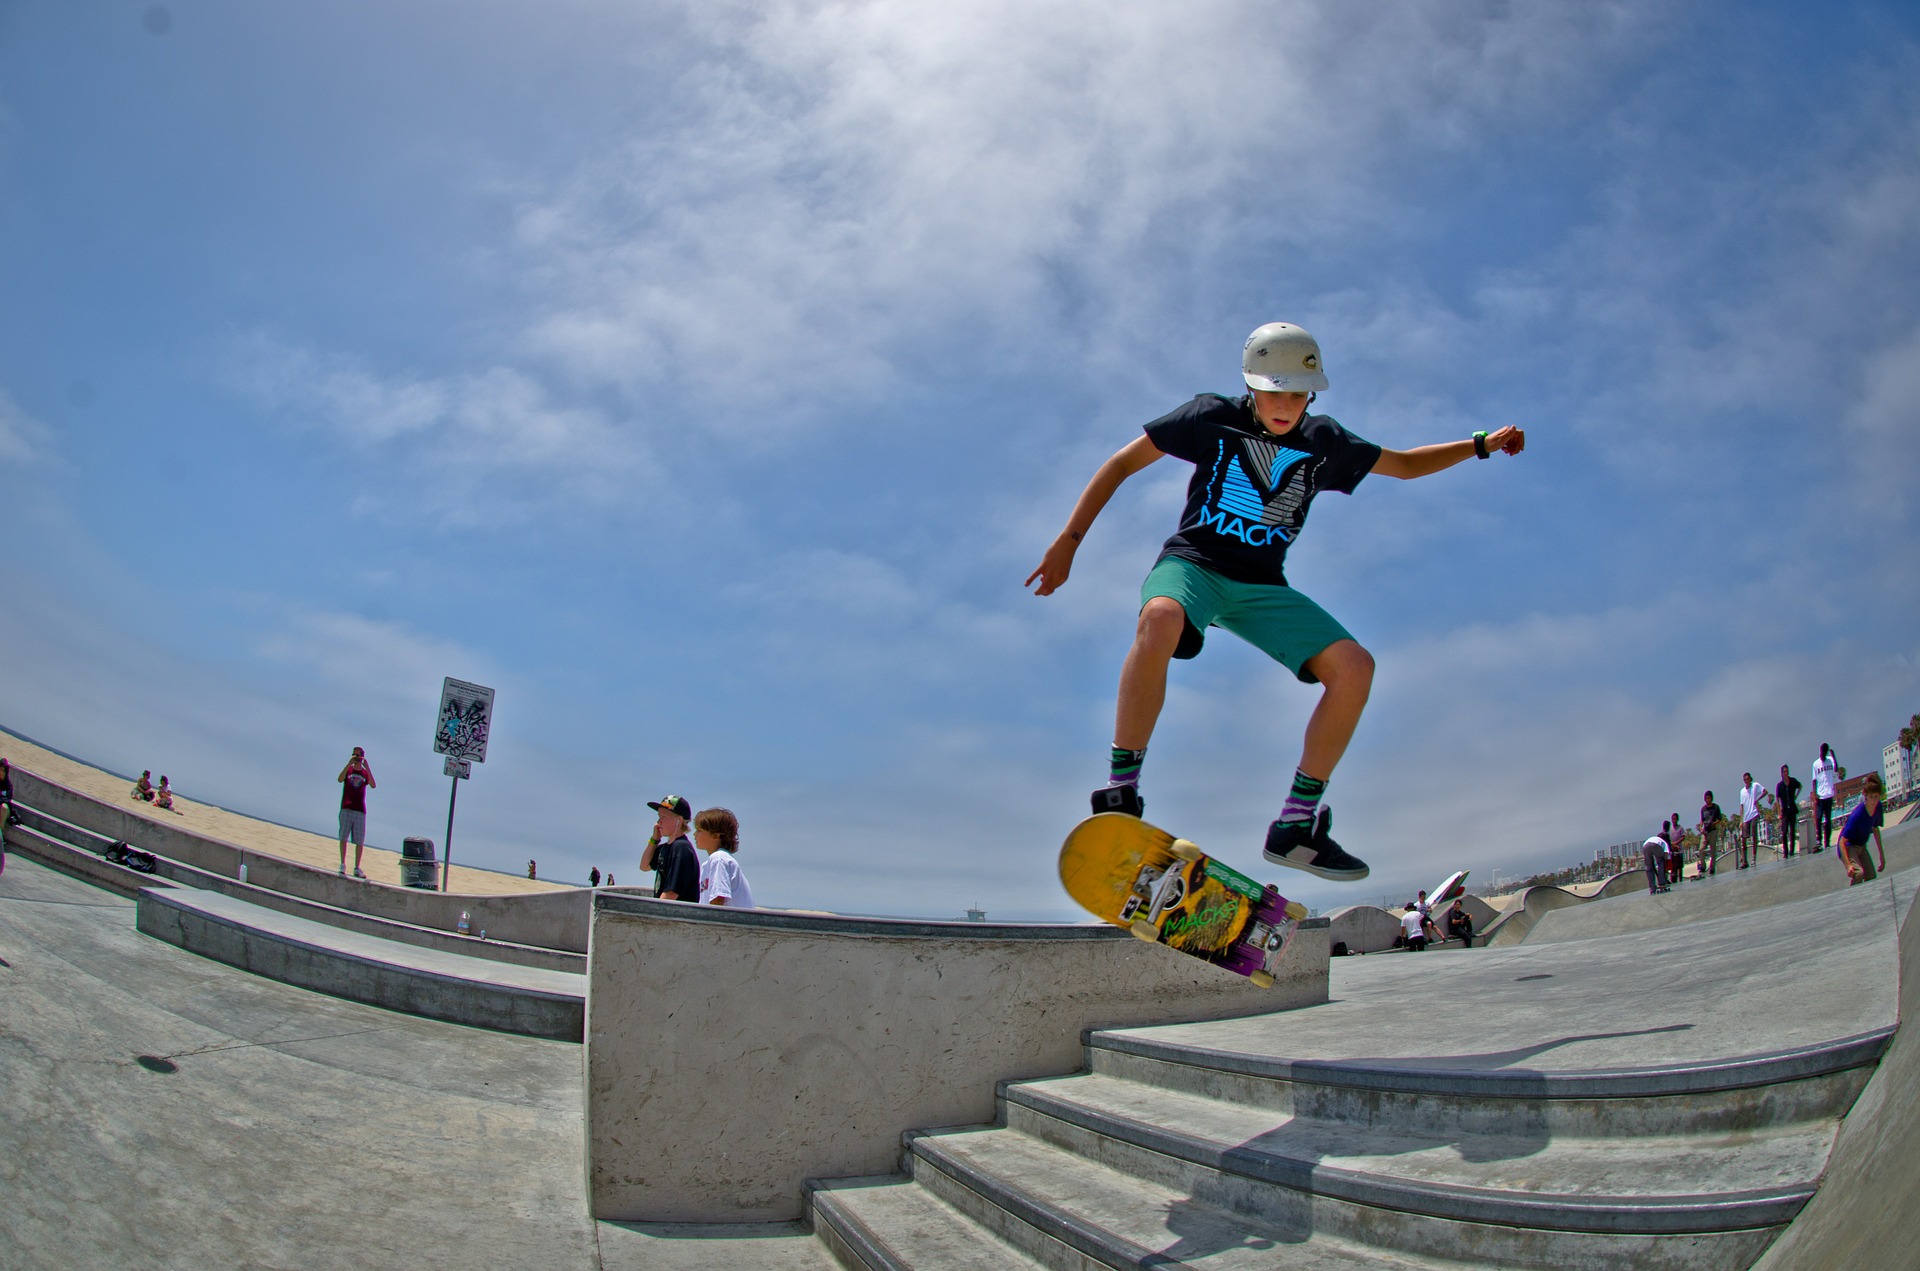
[1059,813,1308,988]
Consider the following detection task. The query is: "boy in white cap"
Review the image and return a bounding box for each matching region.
[1028,322,1524,880]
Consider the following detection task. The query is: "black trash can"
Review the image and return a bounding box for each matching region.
[400,836,438,889]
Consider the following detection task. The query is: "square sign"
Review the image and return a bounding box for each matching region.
[434,678,495,764]
[444,756,472,780]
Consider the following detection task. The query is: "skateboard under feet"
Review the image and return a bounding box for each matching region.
[1059,813,1308,987]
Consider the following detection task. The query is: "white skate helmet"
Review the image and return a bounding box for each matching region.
[1242,322,1328,393]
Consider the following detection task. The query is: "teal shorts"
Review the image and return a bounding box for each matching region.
[1140,556,1353,684]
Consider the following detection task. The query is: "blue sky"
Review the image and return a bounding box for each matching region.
[2,1,1916,918]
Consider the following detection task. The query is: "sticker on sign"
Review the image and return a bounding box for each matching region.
[434,678,495,763]
[444,757,472,780]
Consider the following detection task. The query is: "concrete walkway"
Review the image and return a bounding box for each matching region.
[0,854,831,1271]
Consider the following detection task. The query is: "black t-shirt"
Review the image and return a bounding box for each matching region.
[1144,394,1381,586]
[652,835,700,901]
[1776,776,1803,812]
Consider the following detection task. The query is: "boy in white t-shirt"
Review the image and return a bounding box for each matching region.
[1398,907,1429,952]
[694,807,756,909]
[1737,774,1762,870]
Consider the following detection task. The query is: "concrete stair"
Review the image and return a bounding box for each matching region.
[807,1033,1873,1270]
[806,859,1910,1270]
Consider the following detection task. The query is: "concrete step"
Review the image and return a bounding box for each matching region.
[904,1126,1456,1270]
[8,807,584,973]
[1083,1026,1888,1141]
[807,1174,1052,1271]
[134,885,584,1040]
[909,1122,1789,1269]
[1003,1072,1826,1235]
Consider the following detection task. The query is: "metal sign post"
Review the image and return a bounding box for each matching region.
[432,678,494,891]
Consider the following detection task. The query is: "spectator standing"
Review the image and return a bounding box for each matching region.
[1668,812,1686,883]
[1644,827,1671,893]
[336,748,375,879]
[1776,764,1804,859]
[642,795,699,901]
[1699,791,1724,876]
[1839,774,1888,884]
[695,807,755,908]
[1812,744,1840,852]
[528,860,537,880]
[588,866,601,887]
[1738,774,1761,869]
[1398,906,1429,951]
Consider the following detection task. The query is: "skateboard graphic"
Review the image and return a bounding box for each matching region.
[1059,813,1308,988]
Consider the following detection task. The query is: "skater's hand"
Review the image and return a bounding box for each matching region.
[1026,535,1079,596]
[1487,425,1525,455]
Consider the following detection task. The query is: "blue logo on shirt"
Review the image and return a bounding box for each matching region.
[1196,443,1311,547]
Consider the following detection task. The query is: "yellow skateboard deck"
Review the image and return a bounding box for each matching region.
[1059,813,1307,986]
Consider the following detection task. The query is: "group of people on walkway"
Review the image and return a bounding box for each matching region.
[1642,743,1887,893]
[638,794,756,909]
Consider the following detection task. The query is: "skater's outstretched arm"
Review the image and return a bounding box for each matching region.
[1026,435,1165,596]
[1373,425,1525,480]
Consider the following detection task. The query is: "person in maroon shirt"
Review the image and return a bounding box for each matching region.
[337,747,376,878]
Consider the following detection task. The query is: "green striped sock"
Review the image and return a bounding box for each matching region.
[1279,769,1327,823]
[1109,745,1147,787]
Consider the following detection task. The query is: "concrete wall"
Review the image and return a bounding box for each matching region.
[584,894,1330,1222]
[11,770,592,952]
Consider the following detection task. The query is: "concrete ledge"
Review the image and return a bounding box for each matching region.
[1088,1025,1895,1100]
[136,886,585,1041]
[10,807,584,973]
[5,819,176,899]
[12,768,593,952]
[584,893,1330,1222]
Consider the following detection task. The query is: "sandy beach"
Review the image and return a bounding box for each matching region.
[0,725,566,897]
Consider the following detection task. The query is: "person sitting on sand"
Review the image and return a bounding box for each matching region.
[132,770,155,802]
[154,776,176,812]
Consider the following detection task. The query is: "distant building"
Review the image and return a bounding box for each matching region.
[1885,743,1913,801]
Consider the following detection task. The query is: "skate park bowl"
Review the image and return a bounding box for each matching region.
[8,723,1920,1269]
[583,891,1331,1222]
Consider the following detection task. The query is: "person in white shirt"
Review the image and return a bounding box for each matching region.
[1398,906,1429,952]
[694,806,756,909]
[1738,774,1762,869]
[1643,828,1671,893]
[1812,744,1840,852]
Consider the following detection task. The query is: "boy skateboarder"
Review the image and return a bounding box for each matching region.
[1027,322,1524,881]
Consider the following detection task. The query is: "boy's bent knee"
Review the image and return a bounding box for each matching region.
[1309,639,1374,689]
[1134,597,1188,655]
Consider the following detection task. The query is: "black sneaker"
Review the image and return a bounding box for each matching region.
[1091,784,1144,817]
[1263,807,1369,881]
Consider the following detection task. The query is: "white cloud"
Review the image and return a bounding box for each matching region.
[229,337,650,520]
[511,0,1664,417]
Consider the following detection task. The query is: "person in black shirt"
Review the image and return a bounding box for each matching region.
[1028,323,1525,882]
[1775,764,1804,858]
[642,794,701,901]
[1699,792,1725,877]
